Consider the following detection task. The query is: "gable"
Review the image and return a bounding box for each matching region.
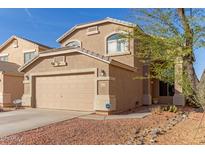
[21,51,110,74]
[0,38,37,53]
[0,36,52,66]
[57,17,136,44]
[0,36,51,52]
[19,47,136,73]
[60,22,133,46]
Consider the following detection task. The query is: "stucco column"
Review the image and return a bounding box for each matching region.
[21,75,32,107]
[142,64,152,105]
[173,57,185,106]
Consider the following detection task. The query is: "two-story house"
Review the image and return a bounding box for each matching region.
[0,35,51,107]
[19,17,185,114]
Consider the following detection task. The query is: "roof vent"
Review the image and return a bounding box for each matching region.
[13,39,18,48]
[51,56,67,67]
[86,26,99,35]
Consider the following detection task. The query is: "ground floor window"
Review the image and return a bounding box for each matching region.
[159,81,174,96]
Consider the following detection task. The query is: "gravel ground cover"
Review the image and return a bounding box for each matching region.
[0,106,204,145]
[0,111,174,144]
[157,111,205,144]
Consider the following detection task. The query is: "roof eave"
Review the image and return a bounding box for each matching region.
[18,55,40,72]
[0,35,52,51]
[19,47,111,72]
[56,17,137,43]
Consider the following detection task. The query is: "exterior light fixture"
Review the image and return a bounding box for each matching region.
[25,75,29,80]
[100,70,106,77]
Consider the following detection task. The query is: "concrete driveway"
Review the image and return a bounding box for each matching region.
[0,108,92,138]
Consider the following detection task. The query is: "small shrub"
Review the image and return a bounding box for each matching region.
[162,105,178,113]
[162,106,169,111]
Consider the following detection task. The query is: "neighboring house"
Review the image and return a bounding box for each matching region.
[19,17,185,114]
[0,35,51,107]
[0,35,51,65]
[0,61,24,107]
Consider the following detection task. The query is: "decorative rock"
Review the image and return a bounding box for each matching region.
[160,129,166,134]
[150,138,157,143]
[135,128,140,134]
[182,114,187,119]
[138,136,144,142]
[152,134,157,139]
[151,128,161,135]
[126,141,133,145]
[165,126,171,130]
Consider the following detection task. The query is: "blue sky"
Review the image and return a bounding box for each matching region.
[0,8,204,79]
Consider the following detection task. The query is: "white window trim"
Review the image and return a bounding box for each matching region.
[24,50,38,64]
[65,40,82,48]
[0,53,9,57]
[23,49,36,53]
[104,31,130,56]
[0,53,9,62]
[105,51,131,57]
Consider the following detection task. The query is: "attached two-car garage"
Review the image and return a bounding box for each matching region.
[20,48,116,113]
[35,73,95,111]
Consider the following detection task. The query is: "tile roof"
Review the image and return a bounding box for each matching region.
[0,35,52,51]
[19,46,136,72]
[0,61,23,75]
[40,46,111,62]
[16,35,52,49]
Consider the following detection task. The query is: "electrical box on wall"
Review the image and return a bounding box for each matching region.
[105,101,111,109]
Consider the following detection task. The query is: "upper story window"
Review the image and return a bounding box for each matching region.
[107,33,129,54]
[65,40,81,48]
[0,55,8,62]
[24,51,37,64]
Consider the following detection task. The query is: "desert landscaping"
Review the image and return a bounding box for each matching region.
[0,8,205,147]
[0,106,204,145]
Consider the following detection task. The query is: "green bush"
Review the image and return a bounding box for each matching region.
[162,105,177,113]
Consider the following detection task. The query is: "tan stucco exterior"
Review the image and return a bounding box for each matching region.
[21,50,142,114]
[59,22,136,67]
[0,36,51,107]
[109,64,143,112]
[0,72,24,107]
[19,17,184,114]
[0,36,51,66]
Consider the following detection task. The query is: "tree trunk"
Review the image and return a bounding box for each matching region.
[177,8,200,105]
[198,71,205,106]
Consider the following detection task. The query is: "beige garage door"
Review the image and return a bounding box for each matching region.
[35,73,95,111]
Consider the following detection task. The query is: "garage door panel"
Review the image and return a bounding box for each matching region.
[35,73,94,111]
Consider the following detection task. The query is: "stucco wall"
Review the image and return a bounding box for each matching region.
[0,73,3,93]
[0,38,49,66]
[23,52,109,95]
[109,65,143,112]
[60,22,135,67]
[0,73,3,106]
[0,73,24,106]
[3,74,24,99]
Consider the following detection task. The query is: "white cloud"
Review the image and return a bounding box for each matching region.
[24,8,32,18]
